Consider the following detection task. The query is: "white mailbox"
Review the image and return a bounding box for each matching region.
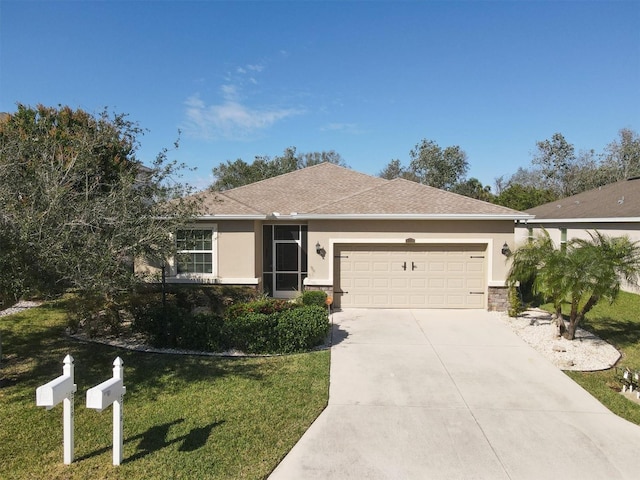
[85,356,126,466]
[86,377,126,412]
[37,373,77,410]
[35,354,77,464]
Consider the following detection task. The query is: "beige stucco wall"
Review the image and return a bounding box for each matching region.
[136,220,258,285]
[138,219,517,292]
[306,219,515,289]
[515,222,640,293]
[217,220,256,281]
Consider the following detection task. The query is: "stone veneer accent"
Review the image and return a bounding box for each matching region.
[488,286,509,312]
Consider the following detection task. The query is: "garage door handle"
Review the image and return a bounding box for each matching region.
[411,262,417,271]
[402,262,407,270]
[469,292,484,295]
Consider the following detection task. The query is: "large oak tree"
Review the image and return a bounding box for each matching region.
[0,104,197,305]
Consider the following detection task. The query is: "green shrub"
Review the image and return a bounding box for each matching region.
[124,290,329,354]
[222,312,278,353]
[66,293,125,337]
[275,306,330,353]
[301,290,328,307]
[131,302,190,348]
[508,285,526,317]
[178,312,225,351]
[226,298,297,320]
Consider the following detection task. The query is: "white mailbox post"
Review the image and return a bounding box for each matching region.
[35,354,77,464]
[86,357,126,465]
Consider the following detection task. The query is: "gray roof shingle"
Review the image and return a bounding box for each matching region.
[526,178,640,220]
[195,162,527,218]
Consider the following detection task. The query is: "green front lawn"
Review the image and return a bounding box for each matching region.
[0,303,330,479]
[548,291,640,425]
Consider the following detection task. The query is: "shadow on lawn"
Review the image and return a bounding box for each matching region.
[582,316,640,350]
[74,419,225,463]
[127,419,225,462]
[1,304,270,395]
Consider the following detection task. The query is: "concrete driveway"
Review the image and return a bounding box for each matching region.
[269,309,640,480]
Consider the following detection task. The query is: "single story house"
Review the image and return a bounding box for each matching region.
[516,177,640,293]
[142,163,532,310]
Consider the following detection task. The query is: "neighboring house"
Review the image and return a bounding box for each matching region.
[516,177,640,293]
[140,163,531,310]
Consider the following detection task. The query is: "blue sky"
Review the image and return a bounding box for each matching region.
[1,1,639,191]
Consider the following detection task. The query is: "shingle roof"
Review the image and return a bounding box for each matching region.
[196,162,527,219]
[311,178,521,216]
[526,178,640,220]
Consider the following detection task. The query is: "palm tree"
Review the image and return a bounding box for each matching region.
[507,230,568,335]
[562,232,640,339]
[508,230,640,340]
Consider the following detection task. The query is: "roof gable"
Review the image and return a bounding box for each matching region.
[195,162,528,219]
[312,178,522,216]
[219,163,388,215]
[526,178,640,219]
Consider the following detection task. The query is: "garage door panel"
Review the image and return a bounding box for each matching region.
[373,262,390,272]
[447,262,464,272]
[337,244,487,309]
[354,262,371,272]
[390,278,408,288]
[467,278,484,289]
[446,295,465,306]
[429,262,445,272]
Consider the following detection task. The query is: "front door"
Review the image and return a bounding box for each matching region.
[263,225,307,298]
[275,242,300,298]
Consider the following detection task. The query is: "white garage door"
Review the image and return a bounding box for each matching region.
[335,244,486,309]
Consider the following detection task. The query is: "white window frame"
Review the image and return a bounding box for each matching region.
[174,225,218,279]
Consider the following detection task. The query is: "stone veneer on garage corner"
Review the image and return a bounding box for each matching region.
[488,286,509,311]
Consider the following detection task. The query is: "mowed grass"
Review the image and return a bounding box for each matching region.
[547,291,640,425]
[0,303,330,480]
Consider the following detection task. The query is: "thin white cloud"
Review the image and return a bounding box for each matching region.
[321,122,364,135]
[220,84,239,101]
[183,93,304,141]
[183,59,301,140]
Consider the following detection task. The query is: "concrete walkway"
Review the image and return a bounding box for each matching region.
[269,309,640,480]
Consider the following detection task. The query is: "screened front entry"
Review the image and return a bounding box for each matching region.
[263,225,308,298]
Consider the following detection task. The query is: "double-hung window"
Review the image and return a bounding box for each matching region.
[176,229,215,274]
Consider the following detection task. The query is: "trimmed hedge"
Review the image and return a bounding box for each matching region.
[226,298,297,319]
[275,306,330,353]
[221,312,278,353]
[301,290,328,307]
[132,298,330,354]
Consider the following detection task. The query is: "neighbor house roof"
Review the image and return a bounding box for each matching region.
[195,162,530,220]
[526,177,640,223]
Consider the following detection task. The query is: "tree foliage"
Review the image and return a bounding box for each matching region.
[532,132,576,197]
[507,230,640,340]
[211,147,347,191]
[496,129,640,210]
[449,177,493,202]
[408,139,469,190]
[493,184,557,211]
[0,104,197,305]
[602,128,640,181]
[378,138,471,191]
